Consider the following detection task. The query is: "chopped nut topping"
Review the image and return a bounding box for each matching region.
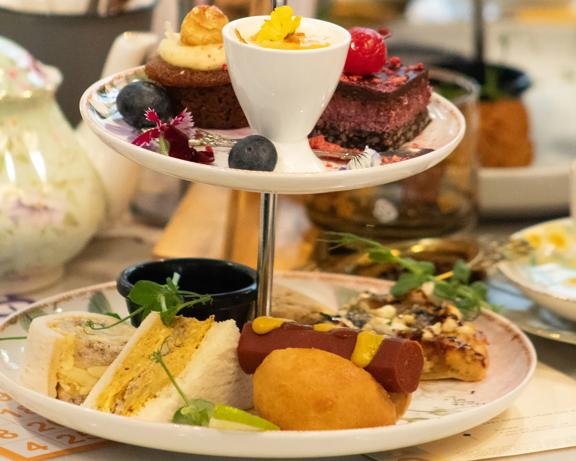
[442,317,458,333]
[374,304,397,319]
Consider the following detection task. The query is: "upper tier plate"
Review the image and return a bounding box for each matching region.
[0,272,534,458]
[79,66,465,195]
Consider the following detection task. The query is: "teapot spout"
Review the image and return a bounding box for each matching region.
[101,31,158,78]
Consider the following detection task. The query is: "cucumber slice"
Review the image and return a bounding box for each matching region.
[209,405,279,431]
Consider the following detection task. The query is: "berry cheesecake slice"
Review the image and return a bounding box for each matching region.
[313,28,431,152]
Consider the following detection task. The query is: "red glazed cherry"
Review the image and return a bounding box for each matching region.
[344,27,387,75]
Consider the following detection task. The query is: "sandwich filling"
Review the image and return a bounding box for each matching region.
[51,318,134,404]
[20,313,135,405]
[93,315,214,416]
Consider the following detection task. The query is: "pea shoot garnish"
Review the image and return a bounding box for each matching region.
[150,344,279,430]
[150,347,214,425]
[325,232,500,319]
[86,273,212,330]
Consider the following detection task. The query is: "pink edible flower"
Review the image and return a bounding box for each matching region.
[132,109,214,165]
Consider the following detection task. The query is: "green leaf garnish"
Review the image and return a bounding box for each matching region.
[88,292,112,315]
[151,345,214,425]
[151,344,278,430]
[173,399,215,426]
[391,273,430,297]
[151,348,191,406]
[86,273,212,330]
[324,232,499,319]
[19,309,47,332]
[104,312,122,320]
[158,135,170,155]
[452,259,471,284]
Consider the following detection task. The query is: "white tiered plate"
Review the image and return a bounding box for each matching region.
[79,67,465,195]
[0,272,535,458]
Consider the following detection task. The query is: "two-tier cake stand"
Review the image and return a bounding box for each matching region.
[81,77,464,319]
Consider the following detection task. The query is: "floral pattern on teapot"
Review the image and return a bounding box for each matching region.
[0,36,105,292]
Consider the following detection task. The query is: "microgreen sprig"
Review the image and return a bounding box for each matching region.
[150,343,279,430]
[324,232,500,319]
[151,343,215,426]
[86,273,212,330]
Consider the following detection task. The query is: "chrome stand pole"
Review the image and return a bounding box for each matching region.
[256,192,278,317]
[253,0,283,317]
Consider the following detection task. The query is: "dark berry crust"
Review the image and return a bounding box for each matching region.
[312,109,430,152]
[338,65,428,100]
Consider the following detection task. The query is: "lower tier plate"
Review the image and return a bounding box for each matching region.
[0,272,535,458]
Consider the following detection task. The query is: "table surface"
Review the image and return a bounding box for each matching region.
[3,190,575,461]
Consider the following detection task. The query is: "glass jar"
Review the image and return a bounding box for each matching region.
[305,68,480,241]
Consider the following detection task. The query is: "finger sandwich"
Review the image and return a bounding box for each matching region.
[83,313,252,422]
[21,312,135,404]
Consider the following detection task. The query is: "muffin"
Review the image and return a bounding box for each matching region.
[145,5,247,129]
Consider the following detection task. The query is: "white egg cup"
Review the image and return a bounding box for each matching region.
[223,16,350,173]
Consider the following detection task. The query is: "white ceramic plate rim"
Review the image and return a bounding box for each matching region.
[0,273,536,458]
[499,217,576,304]
[79,67,465,195]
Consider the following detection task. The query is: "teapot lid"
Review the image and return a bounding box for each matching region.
[0,36,62,102]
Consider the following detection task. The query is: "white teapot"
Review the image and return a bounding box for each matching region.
[0,33,158,293]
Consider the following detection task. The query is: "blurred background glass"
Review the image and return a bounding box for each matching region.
[305,68,480,240]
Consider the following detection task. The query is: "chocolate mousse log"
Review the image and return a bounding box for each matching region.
[237,320,424,393]
[145,5,247,129]
[314,62,431,151]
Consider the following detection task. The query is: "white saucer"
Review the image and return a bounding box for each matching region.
[479,153,571,217]
[79,66,465,195]
[478,83,576,217]
[0,272,535,458]
[499,217,576,322]
[489,277,576,346]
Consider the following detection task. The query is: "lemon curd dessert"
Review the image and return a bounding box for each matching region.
[235,6,330,50]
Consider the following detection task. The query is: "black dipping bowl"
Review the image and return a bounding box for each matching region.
[388,43,531,98]
[117,258,257,328]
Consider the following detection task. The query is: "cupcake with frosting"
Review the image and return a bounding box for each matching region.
[145,5,247,129]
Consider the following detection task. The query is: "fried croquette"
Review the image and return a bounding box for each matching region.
[253,348,397,430]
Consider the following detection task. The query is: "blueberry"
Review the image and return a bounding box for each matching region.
[116,81,175,129]
[228,135,278,172]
